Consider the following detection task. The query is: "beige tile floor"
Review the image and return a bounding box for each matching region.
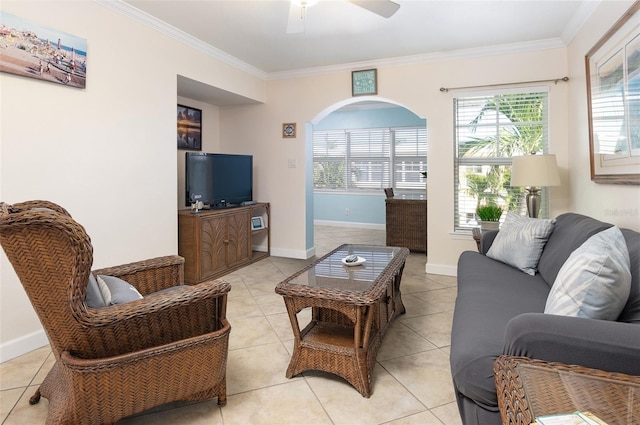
[0,225,462,425]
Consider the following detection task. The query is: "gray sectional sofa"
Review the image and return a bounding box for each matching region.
[450,212,640,425]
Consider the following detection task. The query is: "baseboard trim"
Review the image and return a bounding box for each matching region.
[1,329,48,363]
[314,220,385,230]
[425,263,457,277]
[271,247,314,260]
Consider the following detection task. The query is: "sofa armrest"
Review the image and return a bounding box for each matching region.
[480,230,499,255]
[503,313,640,376]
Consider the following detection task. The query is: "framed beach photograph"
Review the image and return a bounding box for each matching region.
[177,105,202,150]
[585,2,640,184]
[0,11,87,88]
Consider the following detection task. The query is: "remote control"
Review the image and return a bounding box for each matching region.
[345,254,358,263]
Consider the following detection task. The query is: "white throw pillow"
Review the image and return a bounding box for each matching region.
[96,275,143,306]
[544,226,631,320]
[486,212,556,275]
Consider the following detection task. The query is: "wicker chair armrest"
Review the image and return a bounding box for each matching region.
[84,278,231,325]
[75,279,231,356]
[92,255,185,294]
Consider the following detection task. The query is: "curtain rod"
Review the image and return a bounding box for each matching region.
[439,76,569,93]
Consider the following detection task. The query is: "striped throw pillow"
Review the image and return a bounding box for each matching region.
[544,226,631,320]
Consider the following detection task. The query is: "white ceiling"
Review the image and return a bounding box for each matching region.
[112,0,598,104]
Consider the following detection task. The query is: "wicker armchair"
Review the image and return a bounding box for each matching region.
[0,200,231,425]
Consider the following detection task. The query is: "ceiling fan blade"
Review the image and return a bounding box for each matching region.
[349,0,400,18]
[287,2,305,34]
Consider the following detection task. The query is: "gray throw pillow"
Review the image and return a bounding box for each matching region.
[486,212,556,275]
[86,273,107,308]
[544,226,631,320]
[96,275,143,305]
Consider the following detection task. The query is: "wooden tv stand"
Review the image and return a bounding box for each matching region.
[178,202,270,284]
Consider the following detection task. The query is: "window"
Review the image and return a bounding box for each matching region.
[454,90,550,231]
[313,127,427,196]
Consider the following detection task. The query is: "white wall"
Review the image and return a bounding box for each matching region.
[0,0,265,362]
[221,49,572,271]
[566,0,640,229]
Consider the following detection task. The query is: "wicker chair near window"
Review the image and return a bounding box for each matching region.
[385,197,427,253]
[0,200,231,425]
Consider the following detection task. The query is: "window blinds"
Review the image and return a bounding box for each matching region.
[453,90,550,231]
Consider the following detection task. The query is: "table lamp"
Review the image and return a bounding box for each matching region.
[510,154,560,218]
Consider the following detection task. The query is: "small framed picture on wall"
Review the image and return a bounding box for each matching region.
[177,104,202,150]
[352,69,377,96]
[282,123,296,138]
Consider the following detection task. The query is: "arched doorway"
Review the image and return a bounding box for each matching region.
[304,97,427,255]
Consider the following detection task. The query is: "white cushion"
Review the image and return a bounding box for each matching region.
[544,226,631,320]
[486,212,555,275]
[96,275,143,306]
[86,273,107,308]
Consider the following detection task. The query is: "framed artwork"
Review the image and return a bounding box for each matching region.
[177,104,202,150]
[0,11,87,88]
[352,69,377,96]
[282,123,296,138]
[585,1,640,184]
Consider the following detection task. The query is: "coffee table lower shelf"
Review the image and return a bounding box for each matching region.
[286,320,382,398]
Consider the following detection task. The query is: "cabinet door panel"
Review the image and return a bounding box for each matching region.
[178,214,199,283]
[201,215,228,278]
[227,211,251,265]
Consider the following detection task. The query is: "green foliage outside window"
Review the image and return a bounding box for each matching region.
[460,93,546,217]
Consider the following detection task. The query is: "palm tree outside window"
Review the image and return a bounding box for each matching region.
[454,89,550,232]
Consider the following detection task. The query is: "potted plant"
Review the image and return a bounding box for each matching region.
[476,204,503,231]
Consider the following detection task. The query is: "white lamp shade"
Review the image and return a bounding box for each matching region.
[510,154,560,187]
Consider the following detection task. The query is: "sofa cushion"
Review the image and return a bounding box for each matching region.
[486,212,555,275]
[544,226,631,320]
[619,228,640,323]
[451,251,550,408]
[537,213,612,287]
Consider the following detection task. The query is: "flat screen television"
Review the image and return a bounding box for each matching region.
[185,152,253,208]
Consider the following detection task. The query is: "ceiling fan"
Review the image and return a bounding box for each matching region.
[287,0,400,34]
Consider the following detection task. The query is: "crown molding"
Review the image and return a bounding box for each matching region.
[94,0,267,80]
[267,38,568,80]
[560,0,600,45]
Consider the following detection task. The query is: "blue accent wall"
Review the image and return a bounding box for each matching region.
[314,193,386,224]
[313,106,426,225]
[314,107,425,131]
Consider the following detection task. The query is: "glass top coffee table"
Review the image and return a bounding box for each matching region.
[275,244,410,397]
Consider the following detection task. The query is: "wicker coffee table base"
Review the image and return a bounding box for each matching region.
[284,302,384,397]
